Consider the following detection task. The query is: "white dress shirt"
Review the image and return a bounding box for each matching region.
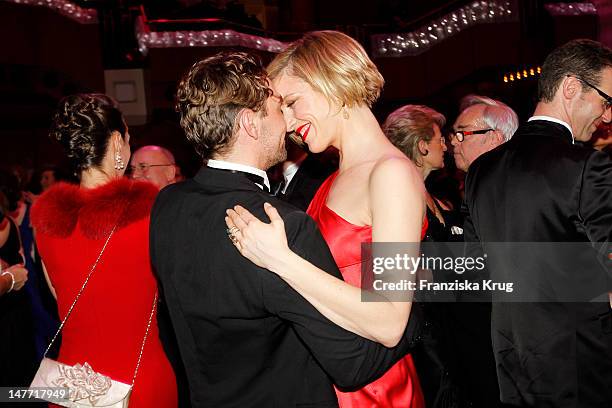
[207,159,271,192]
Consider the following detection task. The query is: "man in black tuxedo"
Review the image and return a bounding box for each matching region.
[150,52,421,407]
[463,39,612,407]
[271,138,337,211]
[448,95,519,408]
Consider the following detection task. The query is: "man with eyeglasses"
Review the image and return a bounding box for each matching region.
[450,94,518,172]
[129,145,177,189]
[446,96,519,408]
[463,39,612,407]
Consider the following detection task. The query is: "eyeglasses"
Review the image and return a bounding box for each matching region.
[128,163,174,173]
[569,75,612,110]
[450,128,494,143]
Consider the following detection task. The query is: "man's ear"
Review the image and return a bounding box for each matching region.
[490,130,505,147]
[562,75,581,101]
[239,109,259,140]
[165,165,177,183]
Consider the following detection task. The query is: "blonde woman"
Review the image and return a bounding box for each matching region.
[227,31,427,407]
[383,105,462,242]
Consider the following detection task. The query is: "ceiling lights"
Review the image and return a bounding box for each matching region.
[371,1,516,58]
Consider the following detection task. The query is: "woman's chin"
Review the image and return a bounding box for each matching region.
[306,142,324,154]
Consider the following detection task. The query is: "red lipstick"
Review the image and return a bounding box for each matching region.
[295,123,311,141]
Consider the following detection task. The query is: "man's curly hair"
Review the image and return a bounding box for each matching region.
[176,52,272,159]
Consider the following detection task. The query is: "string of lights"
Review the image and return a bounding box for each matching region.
[544,2,597,16]
[134,16,288,56]
[503,66,541,83]
[4,0,97,24]
[4,0,597,60]
[370,0,517,58]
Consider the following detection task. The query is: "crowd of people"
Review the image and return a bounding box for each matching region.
[0,31,610,408]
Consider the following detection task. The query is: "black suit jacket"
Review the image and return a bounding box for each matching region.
[464,120,612,407]
[150,166,421,408]
[277,154,337,211]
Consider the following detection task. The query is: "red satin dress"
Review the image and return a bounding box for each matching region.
[31,179,177,408]
[307,171,426,408]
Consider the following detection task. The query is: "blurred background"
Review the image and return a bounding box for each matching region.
[0,0,609,184]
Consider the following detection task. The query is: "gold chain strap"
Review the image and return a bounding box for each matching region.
[131,292,157,386]
[43,186,157,387]
[43,223,118,358]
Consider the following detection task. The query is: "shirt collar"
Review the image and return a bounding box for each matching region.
[280,155,307,194]
[528,116,575,144]
[206,159,270,192]
[278,163,298,195]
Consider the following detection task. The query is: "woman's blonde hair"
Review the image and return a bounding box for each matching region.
[268,31,384,108]
[383,104,446,166]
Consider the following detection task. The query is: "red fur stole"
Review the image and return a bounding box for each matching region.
[31,178,158,240]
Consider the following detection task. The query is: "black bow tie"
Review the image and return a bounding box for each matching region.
[210,167,270,193]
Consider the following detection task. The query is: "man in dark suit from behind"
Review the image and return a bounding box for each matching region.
[271,136,338,211]
[463,39,612,407]
[150,51,421,408]
[445,95,519,408]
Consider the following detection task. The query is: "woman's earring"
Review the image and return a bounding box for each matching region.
[419,148,429,156]
[115,152,125,170]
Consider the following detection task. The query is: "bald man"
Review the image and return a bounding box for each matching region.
[129,145,177,189]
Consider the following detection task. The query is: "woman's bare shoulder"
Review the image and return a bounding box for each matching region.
[370,154,419,183]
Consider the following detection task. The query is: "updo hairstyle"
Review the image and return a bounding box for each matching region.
[50,94,126,173]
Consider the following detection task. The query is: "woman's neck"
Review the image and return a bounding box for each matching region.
[421,164,432,180]
[336,106,394,171]
[80,168,116,189]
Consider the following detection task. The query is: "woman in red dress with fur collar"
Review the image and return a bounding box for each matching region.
[31,94,177,408]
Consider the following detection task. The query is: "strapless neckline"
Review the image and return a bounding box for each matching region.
[321,204,371,231]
